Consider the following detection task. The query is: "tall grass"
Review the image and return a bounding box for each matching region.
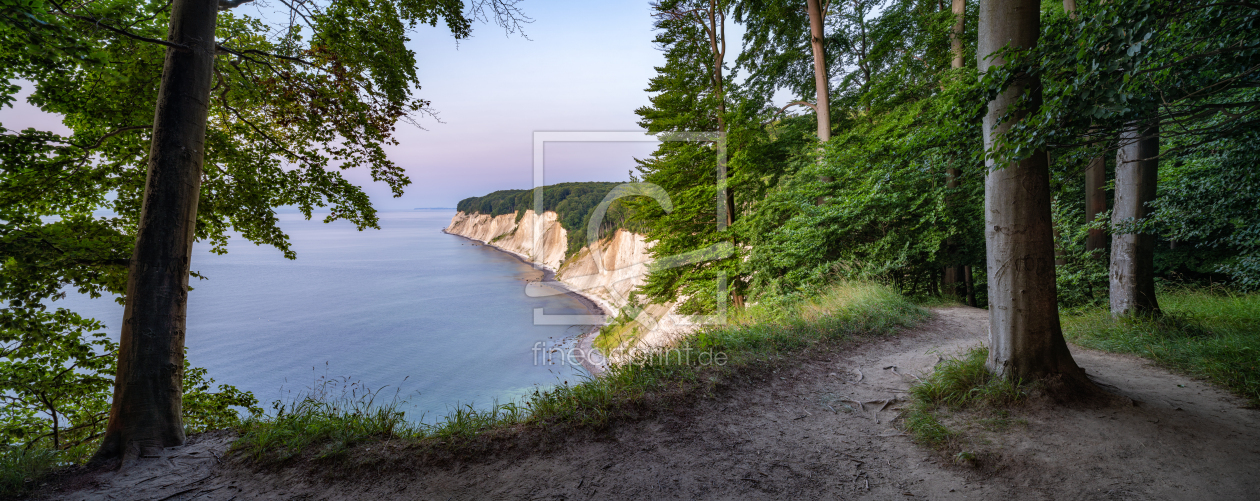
[232,376,416,463]
[0,447,60,497]
[1061,288,1260,406]
[231,282,928,464]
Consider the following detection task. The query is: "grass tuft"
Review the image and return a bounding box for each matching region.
[909,348,1026,409]
[903,346,1028,451]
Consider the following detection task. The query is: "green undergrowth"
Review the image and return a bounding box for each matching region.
[0,447,59,498]
[592,319,642,356]
[1061,287,1260,407]
[231,282,928,465]
[903,347,1030,459]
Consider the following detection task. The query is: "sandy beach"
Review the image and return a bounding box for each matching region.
[441,229,609,376]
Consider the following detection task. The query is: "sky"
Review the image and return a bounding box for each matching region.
[0,1,776,210]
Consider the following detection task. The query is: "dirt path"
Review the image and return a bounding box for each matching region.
[38,307,1260,500]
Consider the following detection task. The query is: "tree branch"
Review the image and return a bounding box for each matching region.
[215,44,311,67]
[45,0,189,52]
[73,125,151,151]
[217,0,255,10]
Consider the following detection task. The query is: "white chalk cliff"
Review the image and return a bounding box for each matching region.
[445,210,568,271]
[445,210,695,356]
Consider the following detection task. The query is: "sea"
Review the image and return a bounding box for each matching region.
[54,210,594,423]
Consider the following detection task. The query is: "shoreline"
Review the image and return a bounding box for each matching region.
[441,228,609,376]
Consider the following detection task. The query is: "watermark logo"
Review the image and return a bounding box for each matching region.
[532,341,727,368]
[526,131,732,328]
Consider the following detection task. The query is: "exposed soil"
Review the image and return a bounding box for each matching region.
[32,307,1260,500]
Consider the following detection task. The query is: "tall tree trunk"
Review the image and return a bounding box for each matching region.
[1062,0,1077,19]
[1110,123,1160,316]
[93,0,218,464]
[942,0,966,297]
[950,0,966,68]
[979,0,1083,380]
[807,0,835,202]
[965,265,977,307]
[806,0,831,142]
[702,0,732,227]
[1062,0,1108,256]
[1084,154,1107,253]
[700,0,739,306]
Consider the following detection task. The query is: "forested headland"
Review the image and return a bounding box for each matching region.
[455,182,639,255]
[2,0,1258,495]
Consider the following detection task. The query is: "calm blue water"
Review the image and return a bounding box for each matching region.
[55,211,593,422]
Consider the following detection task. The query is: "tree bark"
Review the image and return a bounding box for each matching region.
[1084,154,1107,253]
[806,0,831,142]
[965,265,977,307]
[942,0,966,296]
[950,0,966,69]
[1110,123,1160,316]
[93,0,218,464]
[979,0,1083,380]
[1062,0,1108,256]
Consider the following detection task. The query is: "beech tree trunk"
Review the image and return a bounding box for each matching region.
[93,0,218,464]
[942,0,966,296]
[965,265,977,307]
[806,0,831,142]
[979,0,1083,380]
[1110,123,1160,316]
[950,0,966,69]
[1062,0,1108,256]
[1084,154,1107,253]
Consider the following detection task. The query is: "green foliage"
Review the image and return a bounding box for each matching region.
[0,324,261,463]
[182,363,263,434]
[0,309,114,460]
[748,75,985,298]
[1062,288,1260,407]
[725,0,1257,305]
[1142,133,1260,290]
[453,182,635,255]
[909,347,1027,409]
[1051,197,1109,308]
[632,105,809,313]
[628,0,739,314]
[902,406,956,449]
[987,0,1259,165]
[0,330,258,495]
[733,0,848,102]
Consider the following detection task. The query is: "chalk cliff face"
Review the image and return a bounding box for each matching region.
[445,211,694,355]
[445,210,567,271]
[555,229,651,316]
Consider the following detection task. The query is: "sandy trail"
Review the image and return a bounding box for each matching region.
[37,307,1260,500]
